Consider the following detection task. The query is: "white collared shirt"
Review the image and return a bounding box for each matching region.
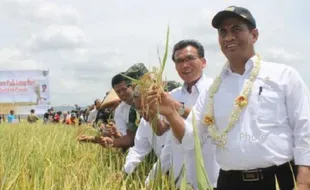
[181,55,310,171]
[124,118,168,174]
[147,75,219,188]
[87,108,98,123]
[114,101,131,135]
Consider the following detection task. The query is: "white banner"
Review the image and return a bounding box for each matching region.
[0,70,51,115]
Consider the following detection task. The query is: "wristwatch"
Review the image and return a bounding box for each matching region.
[177,103,185,116]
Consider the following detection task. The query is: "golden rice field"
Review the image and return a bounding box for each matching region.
[0,122,181,190]
[0,122,285,190]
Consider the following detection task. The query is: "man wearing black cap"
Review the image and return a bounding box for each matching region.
[146,6,310,190]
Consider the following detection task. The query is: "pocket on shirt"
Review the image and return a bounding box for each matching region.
[256,90,284,122]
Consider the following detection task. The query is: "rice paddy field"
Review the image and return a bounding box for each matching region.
[0,122,286,190]
[0,122,182,190]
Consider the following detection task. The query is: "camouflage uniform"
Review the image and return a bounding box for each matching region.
[127,106,140,132]
[122,63,149,86]
[122,63,149,133]
[163,80,182,92]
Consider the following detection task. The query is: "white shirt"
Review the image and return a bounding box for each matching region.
[181,55,310,171]
[147,75,219,188]
[87,109,98,123]
[38,90,50,105]
[124,118,168,174]
[114,101,131,135]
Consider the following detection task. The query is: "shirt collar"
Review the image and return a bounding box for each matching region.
[223,55,258,76]
[181,74,207,94]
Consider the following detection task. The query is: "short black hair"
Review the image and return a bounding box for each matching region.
[30,109,35,113]
[111,73,128,88]
[94,99,100,105]
[172,40,205,62]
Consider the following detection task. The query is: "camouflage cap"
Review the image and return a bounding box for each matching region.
[123,63,149,85]
[163,80,182,92]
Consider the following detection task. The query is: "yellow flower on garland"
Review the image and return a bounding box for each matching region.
[235,96,248,108]
[204,115,214,126]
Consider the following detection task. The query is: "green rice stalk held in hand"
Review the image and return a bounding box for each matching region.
[121,26,170,123]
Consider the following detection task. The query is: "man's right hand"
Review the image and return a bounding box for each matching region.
[105,122,122,138]
[146,89,177,117]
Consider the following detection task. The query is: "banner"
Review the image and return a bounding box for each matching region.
[0,70,51,115]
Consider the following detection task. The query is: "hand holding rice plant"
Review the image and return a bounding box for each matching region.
[105,122,122,138]
[145,89,176,117]
[98,136,114,147]
[121,26,170,128]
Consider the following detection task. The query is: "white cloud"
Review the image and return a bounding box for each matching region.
[28,25,87,51]
[0,48,42,70]
[34,2,80,25]
[0,0,80,25]
[264,47,306,64]
[0,0,309,106]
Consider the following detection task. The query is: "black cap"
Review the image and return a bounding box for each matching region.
[212,6,256,29]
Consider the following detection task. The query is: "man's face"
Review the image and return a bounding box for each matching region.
[42,85,47,92]
[174,45,206,84]
[133,96,142,110]
[217,17,258,60]
[94,100,100,109]
[113,81,133,105]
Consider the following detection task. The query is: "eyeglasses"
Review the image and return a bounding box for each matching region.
[174,55,200,64]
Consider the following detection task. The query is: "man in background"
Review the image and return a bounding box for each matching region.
[27,109,39,123]
[87,99,101,124]
[7,110,16,123]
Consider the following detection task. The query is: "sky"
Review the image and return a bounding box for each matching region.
[0,0,309,106]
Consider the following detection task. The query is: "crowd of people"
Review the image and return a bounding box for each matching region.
[0,96,114,126]
[0,110,21,124]
[78,6,310,190]
[2,6,310,190]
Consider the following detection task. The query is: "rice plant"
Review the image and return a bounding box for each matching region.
[0,123,176,190]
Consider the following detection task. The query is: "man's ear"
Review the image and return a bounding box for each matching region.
[251,28,259,44]
[201,58,207,68]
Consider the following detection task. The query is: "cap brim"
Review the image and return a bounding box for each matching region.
[212,11,245,29]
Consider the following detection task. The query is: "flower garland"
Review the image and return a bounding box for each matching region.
[204,55,261,147]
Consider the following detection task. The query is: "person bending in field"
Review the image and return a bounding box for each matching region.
[78,63,148,152]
